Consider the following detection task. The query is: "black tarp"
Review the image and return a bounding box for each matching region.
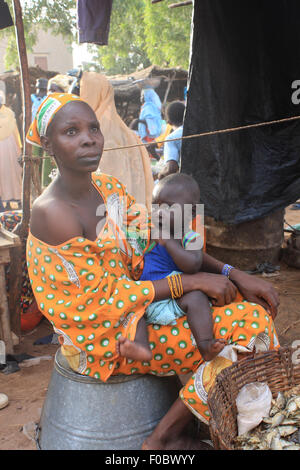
[0,1,13,30]
[181,0,300,224]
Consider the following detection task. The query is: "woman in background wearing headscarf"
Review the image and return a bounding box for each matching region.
[137,88,163,145]
[0,93,22,210]
[47,74,72,94]
[80,72,154,210]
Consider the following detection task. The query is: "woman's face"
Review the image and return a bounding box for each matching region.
[43,101,104,173]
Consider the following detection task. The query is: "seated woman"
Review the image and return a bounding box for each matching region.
[26,93,280,450]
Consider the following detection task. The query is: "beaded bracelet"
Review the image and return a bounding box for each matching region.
[167,274,183,299]
[172,275,180,298]
[167,276,175,299]
[221,264,235,279]
[173,273,183,298]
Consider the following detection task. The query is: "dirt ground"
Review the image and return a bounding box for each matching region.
[0,205,299,451]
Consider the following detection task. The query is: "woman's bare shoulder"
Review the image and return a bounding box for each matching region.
[30,191,83,246]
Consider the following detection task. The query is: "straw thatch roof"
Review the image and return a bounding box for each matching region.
[0,65,187,131]
[107,65,188,124]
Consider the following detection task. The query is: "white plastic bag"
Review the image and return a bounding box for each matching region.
[236,382,272,435]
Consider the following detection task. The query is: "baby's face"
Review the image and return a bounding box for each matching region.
[152,185,199,239]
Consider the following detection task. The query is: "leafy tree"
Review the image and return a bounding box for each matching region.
[1,0,192,74]
[144,1,192,69]
[89,0,192,74]
[89,0,151,75]
[0,0,75,70]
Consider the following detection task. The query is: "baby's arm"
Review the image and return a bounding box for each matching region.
[159,237,203,274]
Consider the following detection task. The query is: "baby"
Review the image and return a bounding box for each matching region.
[117,173,226,362]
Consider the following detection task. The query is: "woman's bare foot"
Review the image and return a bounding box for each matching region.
[141,396,214,450]
[198,338,227,362]
[116,335,152,362]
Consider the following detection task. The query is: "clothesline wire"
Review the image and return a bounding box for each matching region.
[21,113,300,162]
[103,114,300,152]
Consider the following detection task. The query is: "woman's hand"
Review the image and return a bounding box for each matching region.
[185,272,237,307]
[229,269,279,319]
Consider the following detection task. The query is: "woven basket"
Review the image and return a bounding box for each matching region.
[207,346,300,450]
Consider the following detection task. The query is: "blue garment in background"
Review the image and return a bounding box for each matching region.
[31,94,47,121]
[138,88,162,142]
[183,86,187,102]
[164,126,183,164]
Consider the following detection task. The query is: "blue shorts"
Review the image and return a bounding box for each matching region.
[145,271,185,326]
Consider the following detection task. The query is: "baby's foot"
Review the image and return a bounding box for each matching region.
[198,339,226,362]
[116,335,152,362]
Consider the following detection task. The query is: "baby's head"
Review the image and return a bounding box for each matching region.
[153,173,200,206]
[152,173,200,236]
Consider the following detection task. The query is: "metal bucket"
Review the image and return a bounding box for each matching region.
[205,209,284,270]
[37,349,181,450]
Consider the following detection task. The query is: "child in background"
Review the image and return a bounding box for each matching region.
[158,101,185,180]
[117,173,226,363]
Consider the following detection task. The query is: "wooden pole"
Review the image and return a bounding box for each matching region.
[8,0,32,335]
[12,0,32,231]
[0,264,14,354]
[162,71,176,108]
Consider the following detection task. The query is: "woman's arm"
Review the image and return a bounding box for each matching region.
[201,253,279,318]
[229,269,279,319]
[152,271,237,306]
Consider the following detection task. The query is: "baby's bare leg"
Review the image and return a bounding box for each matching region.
[117,316,152,362]
[177,291,226,361]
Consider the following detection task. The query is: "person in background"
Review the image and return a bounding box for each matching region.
[183,85,188,103]
[138,87,163,145]
[155,121,173,153]
[31,78,48,196]
[158,101,185,180]
[31,78,48,119]
[47,75,72,94]
[130,117,160,162]
[0,92,22,210]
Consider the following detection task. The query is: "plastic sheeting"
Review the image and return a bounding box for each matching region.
[181,0,300,224]
[0,0,13,30]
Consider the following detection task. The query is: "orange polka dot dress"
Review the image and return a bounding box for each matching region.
[27,173,155,382]
[26,173,280,424]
